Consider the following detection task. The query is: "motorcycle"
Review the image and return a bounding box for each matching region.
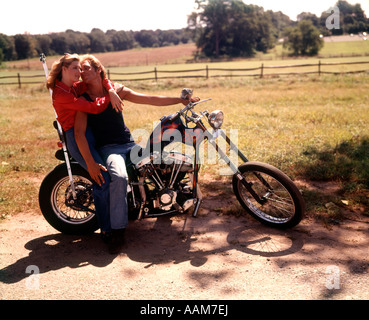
[38,86,305,234]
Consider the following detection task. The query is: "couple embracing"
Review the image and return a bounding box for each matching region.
[46,53,199,253]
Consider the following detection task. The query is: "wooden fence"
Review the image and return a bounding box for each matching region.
[1,60,369,88]
[0,73,47,87]
[108,60,369,82]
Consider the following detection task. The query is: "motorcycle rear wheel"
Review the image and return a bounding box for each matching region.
[233,161,304,228]
[39,163,99,234]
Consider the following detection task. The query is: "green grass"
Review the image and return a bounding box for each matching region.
[105,55,369,81]
[1,74,368,220]
[319,39,369,57]
[1,56,368,86]
[267,39,369,58]
[1,39,368,221]
[103,40,369,81]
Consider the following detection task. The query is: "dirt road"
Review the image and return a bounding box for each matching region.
[1,194,369,301]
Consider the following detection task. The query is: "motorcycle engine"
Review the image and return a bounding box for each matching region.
[157,188,177,211]
[135,151,194,212]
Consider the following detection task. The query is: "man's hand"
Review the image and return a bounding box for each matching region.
[87,161,108,186]
[181,96,200,106]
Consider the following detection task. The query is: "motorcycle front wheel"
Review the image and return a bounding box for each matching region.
[39,163,99,234]
[233,161,304,229]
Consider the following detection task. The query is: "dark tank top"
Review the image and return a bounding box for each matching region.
[82,93,133,148]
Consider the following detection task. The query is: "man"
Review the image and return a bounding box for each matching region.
[74,54,199,254]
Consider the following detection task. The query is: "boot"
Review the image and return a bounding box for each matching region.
[100,231,112,244]
[109,228,126,254]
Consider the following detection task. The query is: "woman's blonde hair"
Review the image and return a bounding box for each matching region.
[46,53,80,90]
[80,54,107,80]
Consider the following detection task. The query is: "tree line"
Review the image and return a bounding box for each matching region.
[0,28,191,63]
[0,0,368,64]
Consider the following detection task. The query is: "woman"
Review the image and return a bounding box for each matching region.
[46,53,124,235]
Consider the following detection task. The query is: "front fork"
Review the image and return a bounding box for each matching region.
[203,128,268,206]
[54,121,77,200]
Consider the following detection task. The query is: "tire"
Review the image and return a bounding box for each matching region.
[233,161,305,228]
[39,163,99,234]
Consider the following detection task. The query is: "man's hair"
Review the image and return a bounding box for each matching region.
[80,54,107,80]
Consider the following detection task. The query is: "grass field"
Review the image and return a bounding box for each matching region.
[266,36,369,58]
[1,54,369,84]
[0,74,368,220]
[0,38,368,221]
[1,39,369,82]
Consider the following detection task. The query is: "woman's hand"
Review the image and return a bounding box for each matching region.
[87,161,108,186]
[114,82,124,93]
[108,89,124,113]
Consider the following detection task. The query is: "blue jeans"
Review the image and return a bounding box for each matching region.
[98,142,137,230]
[65,127,111,233]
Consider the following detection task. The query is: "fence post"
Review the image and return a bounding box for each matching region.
[107,69,110,79]
[260,63,264,78]
[17,73,21,88]
[206,65,209,79]
[154,67,158,81]
[318,60,321,76]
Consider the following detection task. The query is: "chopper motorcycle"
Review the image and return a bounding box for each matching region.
[38,85,305,234]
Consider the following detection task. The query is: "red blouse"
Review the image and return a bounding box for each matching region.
[52,79,114,131]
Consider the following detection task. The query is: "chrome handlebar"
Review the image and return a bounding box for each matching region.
[179,98,212,124]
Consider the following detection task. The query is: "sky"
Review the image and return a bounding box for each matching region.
[1,0,368,36]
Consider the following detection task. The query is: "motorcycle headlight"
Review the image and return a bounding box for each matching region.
[208,110,224,129]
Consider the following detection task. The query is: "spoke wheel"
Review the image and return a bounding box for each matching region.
[233,162,304,228]
[39,163,99,234]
